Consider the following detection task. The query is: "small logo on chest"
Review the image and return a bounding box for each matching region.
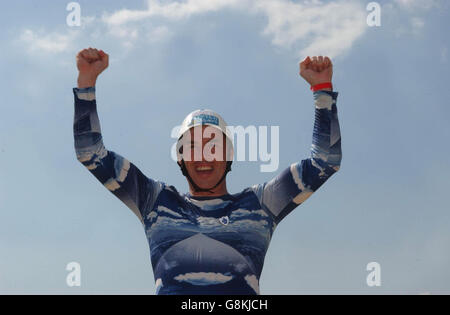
[219,216,230,226]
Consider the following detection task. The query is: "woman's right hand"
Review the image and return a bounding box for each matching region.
[76,48,109,88]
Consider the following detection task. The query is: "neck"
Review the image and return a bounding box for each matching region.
[188,179,228,197]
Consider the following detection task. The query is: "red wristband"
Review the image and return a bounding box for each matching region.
[310,82,333,92]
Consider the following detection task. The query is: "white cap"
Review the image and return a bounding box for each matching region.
[177,109,234,161]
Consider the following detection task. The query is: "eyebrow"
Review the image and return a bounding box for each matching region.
[186,134,225,146]
[189,138,219,143]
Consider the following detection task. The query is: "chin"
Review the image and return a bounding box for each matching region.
[193,176,220,188]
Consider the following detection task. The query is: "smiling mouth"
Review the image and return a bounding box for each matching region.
[194,165,215,178]
[196,165,213,172]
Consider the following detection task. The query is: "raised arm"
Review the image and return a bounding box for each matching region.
[73,48,163,223]
[251,56,342,224]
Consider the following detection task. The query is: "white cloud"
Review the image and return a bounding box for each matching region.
[108,25,139,39]
[147,26,174,43]
[152,215,192,227]
[19,29,77,53]
[196,216,223,229]
[102,0,245,26]
[410,16,425,35]
[230,219,269,231]
[393,16,425,38]
[384,1,437,38]
[101,0,368,59]
[156,205,183,218]
[17,15,95,55]
[394,0,441,10]
[251,0,366,58]
[16,0,372,59]
[230,209,269,219]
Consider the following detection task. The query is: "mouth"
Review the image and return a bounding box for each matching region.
[195,165,214,177]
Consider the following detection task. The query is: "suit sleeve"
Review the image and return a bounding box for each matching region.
[251,90,342,224]
[72,87,163,223]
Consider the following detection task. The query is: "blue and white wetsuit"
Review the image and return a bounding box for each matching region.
[73,87,341,295]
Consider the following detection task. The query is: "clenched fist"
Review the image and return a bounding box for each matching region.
[76,48,109,88]
[299,56,333,90]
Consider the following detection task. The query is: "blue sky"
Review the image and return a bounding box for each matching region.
[0,0,449,294]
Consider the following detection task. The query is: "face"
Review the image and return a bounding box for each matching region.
[180,125,229,189]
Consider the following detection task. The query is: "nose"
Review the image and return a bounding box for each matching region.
[202,143,217,162]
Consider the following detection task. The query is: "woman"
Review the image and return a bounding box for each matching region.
[73,48,341,295]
